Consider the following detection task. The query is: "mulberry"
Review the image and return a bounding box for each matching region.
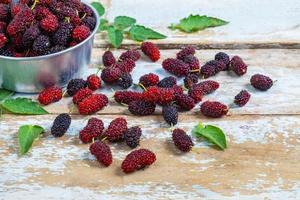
[124,126,142,148]
[117,73,133,89]
[230,56,247,76]
[114,91,143,104]
[67,78,87,96]
[141,41,160,62]
[102,50,116,67]
[51,113,71,137]
[101,67,122,84]
[128,100,156,116]
[162,58,189,77]
[104,117,127,142]
[176,46,196,60]
[234,90,251,107]
[72,88,93,105]
[200,101,228,118]
[90,141,112,167]
[250,74,273,91]
[193,80,219,95]
[121,149,156,173]
[139,73,159,88]
[72,25,90,42]
[119,49,140,61]
[78,94,108,115]
[80,118,104,143]
[175,94,195,111]
[162,105,178,126]
[157,76,177,88]
[172,128,194,152]
[87,74,101,90]
[38,86,62,105]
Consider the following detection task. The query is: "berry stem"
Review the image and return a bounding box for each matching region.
[120,102,128,107]
[62,90,68,97]
[80,13,87,20]
[31,0,40,10]
[138,83,147,91]
[190,69,200,73]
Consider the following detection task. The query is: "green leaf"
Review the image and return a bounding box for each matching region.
[114,16,136,30]
[99,18,109,31]
[0,88,14,101]
[193,122,227,150]
[107,26,123,48]
[1,98,48,115]
[169,14,228,33]
[91,2,105,17]
[129,25,167,41]
[18,125,44,155]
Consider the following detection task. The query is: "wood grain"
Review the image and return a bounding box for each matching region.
[14,49,300,115]
[1,114,299,199]
[88,0,300,49]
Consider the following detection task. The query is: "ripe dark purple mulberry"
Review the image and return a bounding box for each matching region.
[172,128,194,152]
[67,78,87,96]
[157,76,177,88]
[162,105,178,126]
[82,16,96,30]
[234,90,251,107]
[128,100,156,116]
[51,113,71,137]
[32,35,51,55]
[22,25,40,49]
[250,74,273,91]
[215,52,230,69]
[184,74,199,89]
[183,55,200,71]
[52,22,73,46]
[124,126,142,148]
[117,73,133,89]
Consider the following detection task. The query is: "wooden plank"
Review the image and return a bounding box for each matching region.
[88,0,300,48]
[1,114,300,199]
[14,49,300,115]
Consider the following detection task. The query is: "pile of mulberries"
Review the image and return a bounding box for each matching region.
[0,0,96,57]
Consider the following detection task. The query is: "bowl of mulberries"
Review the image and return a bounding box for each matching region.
[0,0,99,93]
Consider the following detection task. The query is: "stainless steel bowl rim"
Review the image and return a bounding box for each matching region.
[0,2,100,61]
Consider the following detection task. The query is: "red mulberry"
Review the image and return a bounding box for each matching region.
[38,86,62,105]
[175,94,195,111]
[200,101,228,118]
[176,46,196,60]
[104,117,127,142]
[193,80,219,95]
[102,50,116,67]
[90,141,112,167]
[114,91,143,104]
[119,49,140,62]
[250,74,273,91]
[234,90,251,107]
[121,149,156,173]
[101,67,122,84]
[162,58,189,77]
[72,88,93,105]
[230,56,247,76]
[141,41,160,62]
[87,74,101,90]
[78,94,108,115]
[139,73,159,88]
[80,118,104,143]
[72,25,90,42]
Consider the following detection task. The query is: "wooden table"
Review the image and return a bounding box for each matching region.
[1,0,300,199]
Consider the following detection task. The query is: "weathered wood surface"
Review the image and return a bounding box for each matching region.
[90,0,300,48]
[1,114,300,199]
[1,0,300,199]
[15,49,300,115]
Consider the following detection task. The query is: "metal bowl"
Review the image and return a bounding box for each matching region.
[0,3,100,93]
